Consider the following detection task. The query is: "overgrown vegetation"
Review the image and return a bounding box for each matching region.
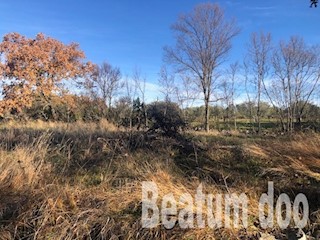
[0,121,319,239]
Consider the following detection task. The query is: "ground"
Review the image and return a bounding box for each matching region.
[0,120,319,239]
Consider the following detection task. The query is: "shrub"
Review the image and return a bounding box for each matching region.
[147,101,186,136]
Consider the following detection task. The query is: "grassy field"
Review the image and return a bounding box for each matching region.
[0,120,319,239]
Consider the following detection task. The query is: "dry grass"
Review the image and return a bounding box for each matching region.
[0,121,319,239]
[251,133,320,184]
[0,118,119,133]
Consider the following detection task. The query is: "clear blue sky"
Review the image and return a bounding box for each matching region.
[0,0,319,100]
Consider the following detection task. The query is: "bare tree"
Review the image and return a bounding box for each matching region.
[172,73,199,124]
[242,60,255,132]
[158,65,176,102]
[175,73,198,109]
[133,67,148,127]
[222,62,240,131]
[164,3,240,132]
[246,32,272,134]
[124,75,137,129]
[90,62,122,108]
[269,36,320,132]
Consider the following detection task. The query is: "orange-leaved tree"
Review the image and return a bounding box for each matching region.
[0,32,93,118]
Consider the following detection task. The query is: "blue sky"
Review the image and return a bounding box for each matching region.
[0,0,319,102]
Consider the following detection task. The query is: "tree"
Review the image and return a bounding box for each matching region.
[246,32,272,134]
[132,97,146,130]
[74,96,107,122]
[268,36,320,132]
[243,61,255,131]
[123,75,137,129]
[113,96,132,127]
[158,65,176,102]
[89,62,122,108]
[221,62,240,130]
[133,68,148,127]
[164,3,240,132]
[175,73,199,122]
[26,90,78,121]
[0,32,92,117]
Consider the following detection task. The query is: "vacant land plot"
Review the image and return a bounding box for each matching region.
[0,120,319,239]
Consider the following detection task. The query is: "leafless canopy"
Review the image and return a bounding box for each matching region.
[246,32,272,133]
[90,62,122,108]
[158,66,176,101]
[164,3,240,131]
[268,36,320,132]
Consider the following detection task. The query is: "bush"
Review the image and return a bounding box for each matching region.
[24,95,108,122]
[147,101,186,136]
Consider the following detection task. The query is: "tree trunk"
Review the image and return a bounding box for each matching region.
[205,98,210,132]
[129,111,133,130]
[280,117,286,132]
[257,81,261,134]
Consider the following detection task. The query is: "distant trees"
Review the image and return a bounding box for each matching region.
[304,102,320,122]
[267,36,320,132]
[133,68,148,128]
[243,33,320,133]
[158,66,175,102]
[112,96,132,127]
[0,32,93,118]
[0,18,320,135]
[221,62,240,130]
[88,62,122,108]
[164,3,240,132]
[245,32,272,134]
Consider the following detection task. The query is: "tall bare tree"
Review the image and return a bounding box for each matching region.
[164,3,240,132]
[222,62,240,131]
[242,60,255,131]
[246,32,272,134]
[269,36,320,132]
[90,62,122,108]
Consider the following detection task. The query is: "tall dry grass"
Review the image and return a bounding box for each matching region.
[0,118,118,134]
[0,132,51,188]
[0,121,319,239]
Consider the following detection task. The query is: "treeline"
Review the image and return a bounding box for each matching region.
[161,3,320,134]
[0,3,320,135]
[186,102,320,132]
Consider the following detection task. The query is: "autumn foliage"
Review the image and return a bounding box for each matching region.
[0,32,93,117]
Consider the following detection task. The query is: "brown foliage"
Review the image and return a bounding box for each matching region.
[0,32,93,116]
